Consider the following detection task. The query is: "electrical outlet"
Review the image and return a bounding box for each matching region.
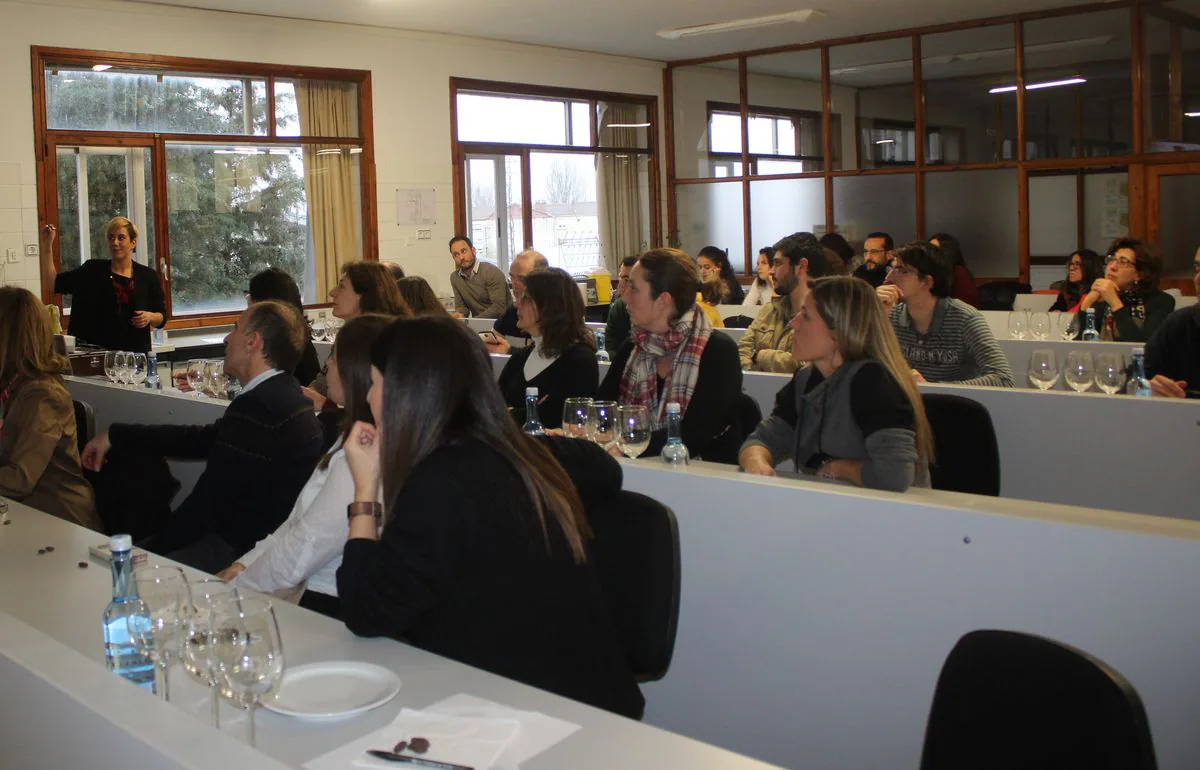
[24,244,37,257]
[6,249,19,265]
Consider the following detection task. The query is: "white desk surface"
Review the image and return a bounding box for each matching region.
[0,498,781,770]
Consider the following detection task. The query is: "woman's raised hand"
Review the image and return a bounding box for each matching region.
[343,421,381,500]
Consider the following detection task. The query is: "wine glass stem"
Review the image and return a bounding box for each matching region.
[246,702,256,748]
[156,661,170,701]
[210,685,220,728]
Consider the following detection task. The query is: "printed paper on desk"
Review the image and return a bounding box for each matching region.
[424,694,581,769]
[304,709,519,770]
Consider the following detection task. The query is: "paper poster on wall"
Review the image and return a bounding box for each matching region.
[1100,177,1129,239]
[396,189,436,226]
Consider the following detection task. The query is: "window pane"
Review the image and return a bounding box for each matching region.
[746,50,832,174]
[832,174,916,251]
[457,93,568,145]
[924,169,1019,276]
[1145,5,1200,152]
[676,182,744,261]
[275,79,359,138]
[923,26,1018,164]
[674,62,741,178]
[597,102,649,148]
[1158,173,1200,279]
[830,37,915,170]
[749,177,824,251]
[1024,10,1131,159]
[571,101,591,147]
[530,152,602,273]
[46,68,267,135]
[166,144,323,315]
[464,154,523,272]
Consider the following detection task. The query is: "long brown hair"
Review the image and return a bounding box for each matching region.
[807,276,934,468]
[396,276,450,317]
[317,313,393,470]
[521,268,595,357]
[371,316,591,563]
[0,286,69,387]
[341,261,412,317]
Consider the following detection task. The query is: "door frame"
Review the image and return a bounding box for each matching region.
[1144,161,1200,294]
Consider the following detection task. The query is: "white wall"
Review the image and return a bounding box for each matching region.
[0,0,664,298]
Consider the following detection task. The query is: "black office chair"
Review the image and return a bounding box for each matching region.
[920,630,1158,770]
[71,399,95,456]
[723,314,755,329]
[976,281,1032,311]
[921,393,1000,496]
[586,490,681,682]
[738,391,763,438]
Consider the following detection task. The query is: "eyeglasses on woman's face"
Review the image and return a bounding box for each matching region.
[1105,255,1136,269]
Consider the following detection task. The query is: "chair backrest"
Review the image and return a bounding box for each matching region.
[738,391,764,439]
[976,281,1032,311]
[921,393,1000,496]
[586,490,681,682]
[920,629,1158,770]
[723,314,756,329]
[72,399,95,456]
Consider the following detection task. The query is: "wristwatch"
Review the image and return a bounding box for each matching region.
[346,501,383,522]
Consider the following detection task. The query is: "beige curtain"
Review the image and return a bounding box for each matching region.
[296,80,359,297]
[596,102,644,274]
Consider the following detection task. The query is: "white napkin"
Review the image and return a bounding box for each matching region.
[423,694,581,770]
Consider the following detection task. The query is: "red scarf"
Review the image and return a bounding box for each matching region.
[112,272,137,315]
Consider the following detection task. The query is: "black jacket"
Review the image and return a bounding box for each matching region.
[1145,303,1200,397]
[596,331,743,463]
[337,436,644,719]
[115,372,324,555]
[497,342,598,428]
[55,259,166,352]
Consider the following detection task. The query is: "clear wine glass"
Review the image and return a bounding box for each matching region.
[587,400,619,450]
[204,360,227,399]
[310,318,326,342]
[185,359,206,397]
[114,351,132,386]
[325,317,342,342]
[561,398,593,439]
[103,350,120,384]
[129,353,148,388]
[1007,310,1028,340]
[616,405,652,458]
[1029,312,1051,341]
[1064,350,1096,393]
[212,596,284,748]
[182,578,238,727]
[1094,352,1128,395]
[1059,312,1080,341]
[128,565,191,702]
[1027,349,1059,391]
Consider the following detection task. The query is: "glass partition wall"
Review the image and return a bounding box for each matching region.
[666,2,1200,292]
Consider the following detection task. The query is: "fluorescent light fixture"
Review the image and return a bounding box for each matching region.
[606,122,651,129]
[830,36,1111,77]
[92,64,112,72]
[315,148,343,155]
[658,9,815,40]
[875,139,896,144]
[349,147,363,154]
[989,77,1086,94]
[1186,112,1200,118]
[213,148,261,155]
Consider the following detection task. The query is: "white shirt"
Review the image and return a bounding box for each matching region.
[743,281,773,307]
[232,437,363,599]
[523,337,559,381]
[237,368,285,397]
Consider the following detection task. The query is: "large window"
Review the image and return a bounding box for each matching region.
[707,103,829,175]
[451,79,658,276]
[36,49,373,321]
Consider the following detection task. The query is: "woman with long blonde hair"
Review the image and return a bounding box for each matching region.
[0,286,103,529]
[739,276,932,491]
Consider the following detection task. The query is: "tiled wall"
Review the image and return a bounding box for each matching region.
[0,161,41,293]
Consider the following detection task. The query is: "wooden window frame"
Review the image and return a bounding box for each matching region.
[32,46,377,329]
[705,101,838,175]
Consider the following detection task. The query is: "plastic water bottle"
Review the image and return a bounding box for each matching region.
[1081,308,1101,341]
[661,402,690,466]
[1129,347,1152,397]
[595,330,611,363]
[145,351,161,390]
[522,387,545,436]
[101,534,156,692]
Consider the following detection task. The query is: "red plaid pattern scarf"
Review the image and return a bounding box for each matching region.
[111,272,136,316]
[618,308,713,430]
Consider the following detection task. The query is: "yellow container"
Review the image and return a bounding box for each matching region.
[588,272,613,304]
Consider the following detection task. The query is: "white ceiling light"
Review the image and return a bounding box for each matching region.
[830,36,1112,77]
[92,64,112,72]
[989,77,1086,94]
[1186,112,1200,118]
[657,10,816,40]
[607,122,651,128]
[875,139,896,144]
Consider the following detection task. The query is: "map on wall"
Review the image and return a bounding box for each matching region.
[1100,177,1129,239]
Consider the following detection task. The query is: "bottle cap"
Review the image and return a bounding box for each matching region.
[666,402,682,414]
[1132,347,1145,355]
[526,387,538,397]
[109,534,133,552]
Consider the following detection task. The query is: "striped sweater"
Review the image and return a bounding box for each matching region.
[889,298,1015,388]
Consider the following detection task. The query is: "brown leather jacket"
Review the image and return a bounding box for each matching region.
[0,376,101,531]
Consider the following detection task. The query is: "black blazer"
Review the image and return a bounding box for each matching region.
[337,436,644,719]
[55,259,166,352]
[497,342,598,428]
[115,372,325,556]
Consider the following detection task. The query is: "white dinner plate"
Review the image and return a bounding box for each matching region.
[263,661,401,719]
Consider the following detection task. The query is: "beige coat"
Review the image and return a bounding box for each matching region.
[737,295,800,374]
[0,376,102,531]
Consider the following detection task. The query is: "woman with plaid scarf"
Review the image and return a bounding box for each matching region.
[595,249,744,464]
